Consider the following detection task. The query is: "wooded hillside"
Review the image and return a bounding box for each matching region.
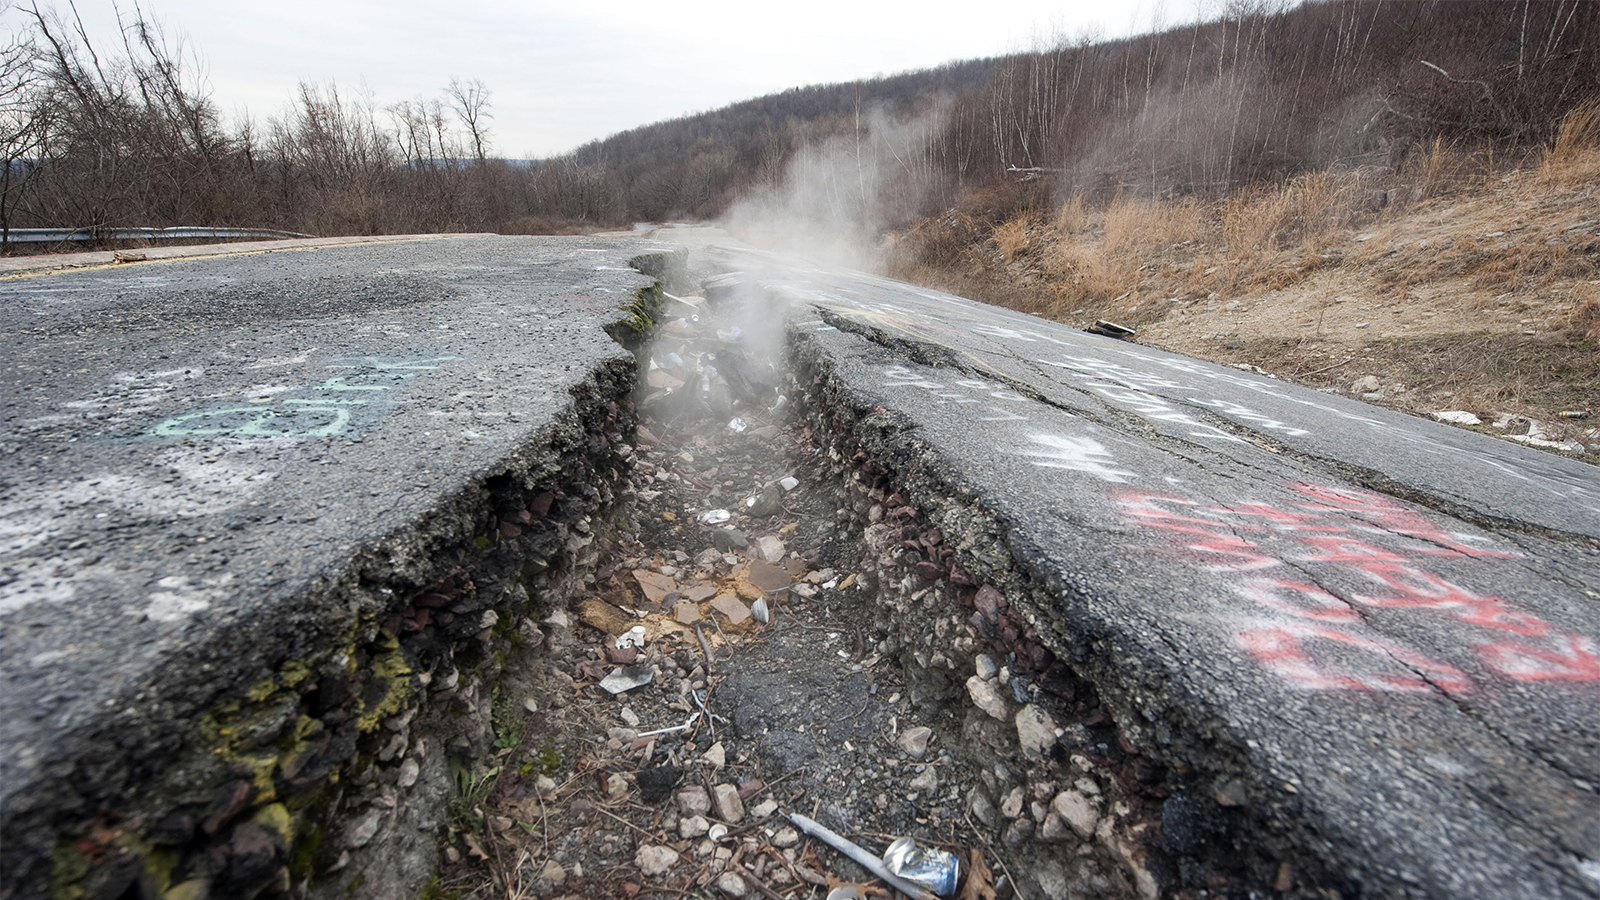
[2,0,1596,243]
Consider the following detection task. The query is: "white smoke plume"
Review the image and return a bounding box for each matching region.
[720,101,953,272]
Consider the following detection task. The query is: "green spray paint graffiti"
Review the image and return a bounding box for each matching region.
[151,354,459,439]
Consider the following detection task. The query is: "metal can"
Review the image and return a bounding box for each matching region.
[697,509,733,526]
[882,836,960,898]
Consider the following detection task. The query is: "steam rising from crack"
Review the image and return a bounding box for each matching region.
[720,102,953,272]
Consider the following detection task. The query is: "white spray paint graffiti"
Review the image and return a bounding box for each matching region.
[151,353,458,439]
[879,365,1031,422]
[1016,434,1137,483]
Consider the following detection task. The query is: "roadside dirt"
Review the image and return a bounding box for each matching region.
[885,141,1600,463]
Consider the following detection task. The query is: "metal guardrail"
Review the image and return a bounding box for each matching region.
[2,226,316,243]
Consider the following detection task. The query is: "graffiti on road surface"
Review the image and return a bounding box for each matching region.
[151,353,458,439]
[1118,483,1599,691]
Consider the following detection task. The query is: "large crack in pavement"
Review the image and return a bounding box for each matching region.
[441,274,1356,900]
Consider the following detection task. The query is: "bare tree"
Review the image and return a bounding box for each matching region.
[446,76,491,165]
[0,4,46,244]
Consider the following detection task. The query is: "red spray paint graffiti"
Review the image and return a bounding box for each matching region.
[1117,484,1598,691]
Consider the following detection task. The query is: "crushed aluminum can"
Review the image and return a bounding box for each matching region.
[615,625,647,650]
[697,509,733,526]
[881,836,960,898]
[727,417,748,432]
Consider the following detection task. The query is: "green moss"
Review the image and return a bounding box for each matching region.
[49,842,90,900]
[240,752,279,800]
[279,659,313,688]
[144,846,181,893]
[253,803,294,845]
[356,645,414,733]
[604,284,666,351]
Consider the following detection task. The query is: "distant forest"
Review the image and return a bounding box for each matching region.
[2,0,1597,244]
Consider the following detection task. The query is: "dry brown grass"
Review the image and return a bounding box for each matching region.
[885,118,1600,444]
[1055,192,1089,234]
[1538,101,1600,186]
[992,213,1032,263]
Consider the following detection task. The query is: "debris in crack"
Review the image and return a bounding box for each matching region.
[436,266,1328,900]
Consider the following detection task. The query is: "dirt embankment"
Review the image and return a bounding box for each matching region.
[886,109,1600,462]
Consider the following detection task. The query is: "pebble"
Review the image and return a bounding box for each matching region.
[635,844,680,877]
[711,783,745,822]
[1052,789,1100,838]
[534,860,565,895]
[897,726,933,760]
[909,767,939,793]
[1000,786,1026,819]
[1015,704,1058,758]
[1003,817,1035,848]
[969,790,998,827]
[674,600,703,624]
[716,872,748,897]
[679,815,711,839]
[974,654,998,680]
[754,535,786,563]
[677,786,711,817]
[710,594,752,625]
[397,758,419,789]
[1039,813,1071,841]
[749,798,779,819]
[704,741,727,768]
[345,808,383,848]
[966,676,1010,720]
[772,826,800,848]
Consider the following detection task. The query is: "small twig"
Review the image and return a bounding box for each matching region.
[737,865,790,900]
[694,623,717,669]
[964,810,1025,900]
[1294,357,1355,378]
[595,805,657,840]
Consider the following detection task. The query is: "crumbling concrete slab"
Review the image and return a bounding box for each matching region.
[680,234,1600,899]
[0,235,679,899]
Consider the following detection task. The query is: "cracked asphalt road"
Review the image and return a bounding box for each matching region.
[675,230,1600,899]
[0,235,672,890]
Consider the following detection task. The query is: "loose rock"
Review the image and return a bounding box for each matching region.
[1015,704,1058,758]
[1052,789,1100,838]
[635,844,680,877]
[897,725,933,760]
[967,675,1010,720]
[677,786,711,817]
[711,783,746,822]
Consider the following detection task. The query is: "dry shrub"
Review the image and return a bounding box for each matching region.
[1570,293,1600,345]
[992,213,1031,263]
[1102,193,1205,253]
[1056,192,1089,234]
[1538,101,1600,186]
[898,211,985,270]
[1222,184,1291,254]
[1050,236,1137,302]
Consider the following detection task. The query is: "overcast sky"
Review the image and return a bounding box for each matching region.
[44,0,1182,158]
